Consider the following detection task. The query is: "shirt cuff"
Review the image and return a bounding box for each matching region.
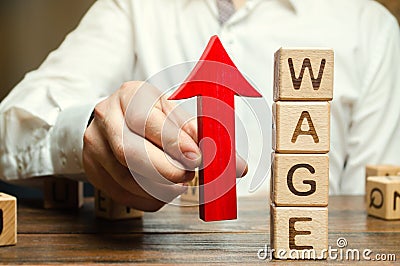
[50,101,99,180]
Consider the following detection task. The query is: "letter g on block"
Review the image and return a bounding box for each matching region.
[287,164,317,196]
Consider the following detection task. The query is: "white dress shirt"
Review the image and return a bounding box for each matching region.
[1,0,400,195]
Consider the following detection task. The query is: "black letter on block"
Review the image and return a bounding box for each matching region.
[289,217,313,250]
[287,164,316,196]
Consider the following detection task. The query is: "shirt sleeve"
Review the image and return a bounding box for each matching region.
[0,0,135,182]
[340,3,400,194]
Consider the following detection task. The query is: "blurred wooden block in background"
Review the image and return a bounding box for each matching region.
[95,189,143,220]
[180,171,199,203]
[270,205,328,260]
[271,153,329,207]
[43,177,84,209]
[366,176,400,220]
[365,165,400,198]
[0,193,17,247]
[272,101,330,153]
[274,48,334,102]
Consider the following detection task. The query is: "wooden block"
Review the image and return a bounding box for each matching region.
[270,205,328,260]
[272,101,330,153]
[95,189,143,220]
[43,177,84,209]
[180,171,199,203]
[366,176,400,220]
[271,153,329,207]
[274,48,334,101]
[0,193,17,246]
[365,165,400,198]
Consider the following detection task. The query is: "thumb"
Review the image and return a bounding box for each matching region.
[236,154,248,178]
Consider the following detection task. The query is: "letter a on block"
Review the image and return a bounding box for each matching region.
[291,111,319,144]
[273,102,330,153]
[274,48,334,101]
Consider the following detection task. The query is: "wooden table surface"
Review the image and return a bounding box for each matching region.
[0,196,399,265]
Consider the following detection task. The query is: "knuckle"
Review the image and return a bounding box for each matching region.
[129,111,144,129]
[182,121,197,140]
[120,81,144,94]
[93,101,106,121]
[83,129,95,147]
[113,142,126,164]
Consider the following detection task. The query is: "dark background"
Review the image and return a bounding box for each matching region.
[0,0,399,198]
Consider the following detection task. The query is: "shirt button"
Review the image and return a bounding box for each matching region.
[61,157,67,166]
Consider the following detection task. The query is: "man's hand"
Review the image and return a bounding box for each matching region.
[83,81,247,212]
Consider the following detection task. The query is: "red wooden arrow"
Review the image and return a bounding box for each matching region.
[169,36,262,221]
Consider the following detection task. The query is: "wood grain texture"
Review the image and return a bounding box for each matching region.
[271,153,329,207]
[270,205,328,260]
[365,165,400,198]
[274,48,333,101]
[43,177,84,209]
[272,101,330,153]
[94,189,143,220]
[366,176,400,220]
[0,193,16,247]
[180,170,199,203]
[0,196,399,264]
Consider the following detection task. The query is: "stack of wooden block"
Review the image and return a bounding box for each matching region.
[270,48,334,260]
[365,165,400,220]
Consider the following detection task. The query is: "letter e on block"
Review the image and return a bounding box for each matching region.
[274,48,334,101]
[273,102,330,153]
[366,176,400,220]
[0,193,17,246]
[95,189,143,220]
[271,153,329,206]
[270,205,328,259]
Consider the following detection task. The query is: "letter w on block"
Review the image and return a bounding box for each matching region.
[274,48,334,101]
[288,58,325,91]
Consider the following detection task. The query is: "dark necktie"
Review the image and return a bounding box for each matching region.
[216,0,236,25]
